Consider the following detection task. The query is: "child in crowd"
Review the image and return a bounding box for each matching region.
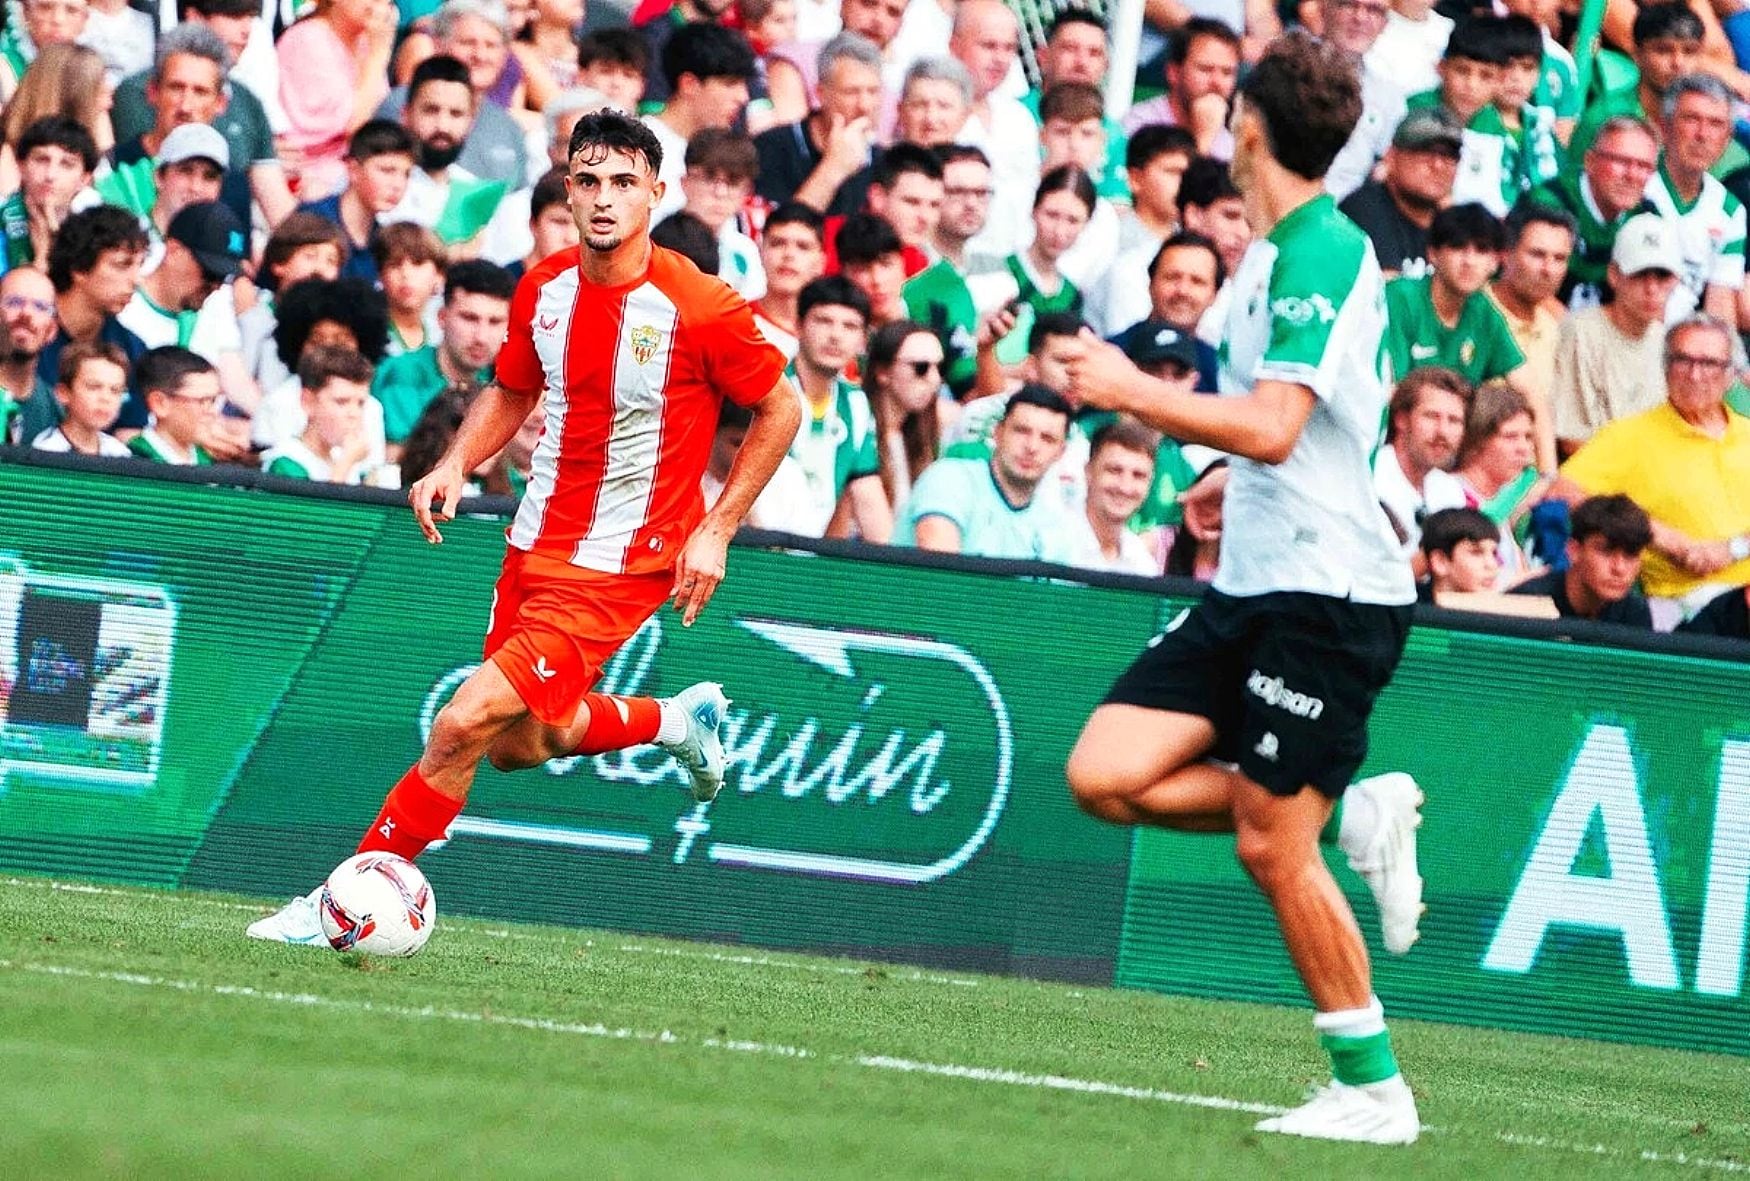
[576,29,649,115]
[262,346,378,485]
[678,129,764,297]
[372,223,448,356]
[1418,507,1503,601]
[32,340,130,456]
[510,168,580,281]
[128,347,220,465]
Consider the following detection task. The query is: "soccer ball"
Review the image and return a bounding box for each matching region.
[318,853,436,956]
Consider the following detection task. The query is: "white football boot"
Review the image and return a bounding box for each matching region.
[1255,1077,1421,1145]
[245,888,327,946]
[1343,772,1426,955]
[660,682,731,803]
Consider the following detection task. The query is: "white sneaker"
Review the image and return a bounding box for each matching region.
[244,889,327,946]
[1345,772,1425,955]
[660,682,730,803]
[1255,1078,1420,1145]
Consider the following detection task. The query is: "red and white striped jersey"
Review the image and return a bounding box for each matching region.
[495,245,786,575]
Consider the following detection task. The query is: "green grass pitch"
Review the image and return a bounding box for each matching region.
[1,875,1745,1179]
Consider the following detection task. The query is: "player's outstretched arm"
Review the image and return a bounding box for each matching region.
[671,377,804,626]
[408,381,543,544]
[1064,331,1316,465]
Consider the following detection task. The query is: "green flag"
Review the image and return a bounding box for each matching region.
[435,177,508,245]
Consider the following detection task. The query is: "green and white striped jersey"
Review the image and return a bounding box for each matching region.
[1216,194,1414,606]
[1644,163,1747,320]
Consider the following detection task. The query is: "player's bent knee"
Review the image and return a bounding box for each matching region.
[426,703,500,770]
[1234,823,1303,893]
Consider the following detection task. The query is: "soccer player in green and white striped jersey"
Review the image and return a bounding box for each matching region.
[1648,74,1747,323]
[1063,32,1424,1147]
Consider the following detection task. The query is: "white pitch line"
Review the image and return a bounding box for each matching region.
[4,956,1748,1174]
[613,943,982,988]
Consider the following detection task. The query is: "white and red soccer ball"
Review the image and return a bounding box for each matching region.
[318,853,436,957]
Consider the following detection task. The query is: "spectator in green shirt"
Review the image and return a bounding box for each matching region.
[263,345,378,485]
[127,345,218,465]
[1,116,98,272]
[371,258,515,448]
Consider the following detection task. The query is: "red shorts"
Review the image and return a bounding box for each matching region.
[483,548,673,726]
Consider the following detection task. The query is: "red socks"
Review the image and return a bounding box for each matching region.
[357,764,464,860]
[571,694,662,755]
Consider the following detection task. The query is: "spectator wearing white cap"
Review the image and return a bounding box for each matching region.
[98,121,230,265]
[1549,212,1682,457]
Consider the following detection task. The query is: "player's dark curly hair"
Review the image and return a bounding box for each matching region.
[1237,29,1362,181]
[273,278,390,370]
[568,108,665,174]
[47,205,148,293]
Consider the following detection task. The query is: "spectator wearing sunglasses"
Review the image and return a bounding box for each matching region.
[863,319,951,509]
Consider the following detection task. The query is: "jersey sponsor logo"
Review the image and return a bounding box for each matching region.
[1410,343,1438,360]
[1270,293,1337,327]
[1246,669,1325,720]
[631,324,663,365]
[533,656,557,682]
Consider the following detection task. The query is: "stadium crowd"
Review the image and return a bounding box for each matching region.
[0,0,1747,636]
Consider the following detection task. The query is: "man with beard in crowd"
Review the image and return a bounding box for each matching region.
[385,55,506,249]
[0,267,63,444]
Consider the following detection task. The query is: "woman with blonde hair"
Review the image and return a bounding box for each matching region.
[0,42,113,193]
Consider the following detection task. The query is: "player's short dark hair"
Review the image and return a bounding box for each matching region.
[763,200,824,241]
[46,205,147,293]
[872,142,944,189]
[937,143,992,171]
[182,0,257,18]
[684,127,759,181]
[1152,228,1226,290]
[1388,366,1474,434]
[57,339,128,388]
[18,115,99,173]
[798,274,871,325]
[1039,81,1104,125]
[651,211,719,273]
[577,27,648,73]
[347,118,416,162]
[1504,199,1577,246]
[835,212,903,266]
[1443,16,1511,66]
[260,211,348,291]
[1126,123,1195,171]
[1029,309,1084,352]
[136,345,216,398]
[1571,494,1654,553]
[371,221,447,273]
[1634,0,1704,46]
[1088,416,1160,463]
[408,54,475,105]
[1178,155,1239,210]
[1169,16,1240,66]
[568,108,665,175]
[274,278,391,369]
[1034,164,1096,214]
[1419,507,1499,559]
[445,258,517,304]
[1047,8,1106,43]
[1496,13,1544,62]
[661,22,756,91]
[530,166,569,221]
[1238,30,1362,181]
[1429,202,1507,252]
[298,343,375,391]
[1004,382,1073,424]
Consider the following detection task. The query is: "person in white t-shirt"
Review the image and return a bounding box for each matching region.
[30,338,132,456]
[950,0,1039,254]
[1364,0,1453,100]
[702,397,814,533]
[1372,365,1472,559]
[676,128,767,299]
[642,23,757,222]
[1068,417,1162,575]
[751,202,825,360]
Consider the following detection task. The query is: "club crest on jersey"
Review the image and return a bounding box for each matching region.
[631,324,662,365]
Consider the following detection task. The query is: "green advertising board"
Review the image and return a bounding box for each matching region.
[2,457,1747,1056]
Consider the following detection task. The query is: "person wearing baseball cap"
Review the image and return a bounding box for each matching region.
[1549,212,1683,455]
[118,200,249,353]
[96,122,231,250]
[1339,109,1464,278]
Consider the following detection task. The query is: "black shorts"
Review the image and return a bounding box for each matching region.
[1103,589,1412,797]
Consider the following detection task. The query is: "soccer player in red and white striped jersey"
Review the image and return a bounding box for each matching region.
[248,112,803,947]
